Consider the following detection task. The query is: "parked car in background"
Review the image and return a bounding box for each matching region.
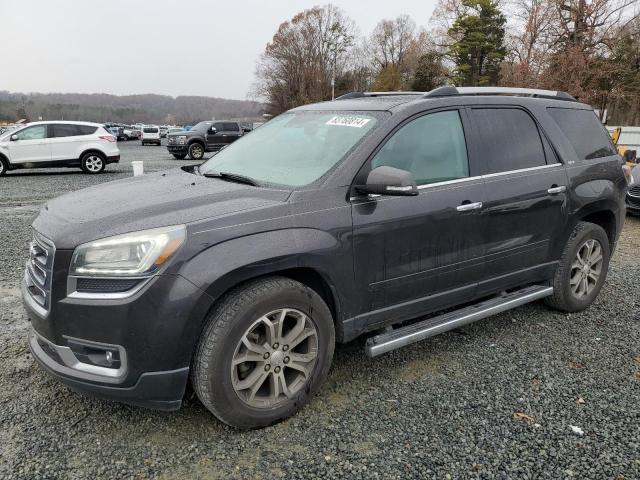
[166,121,244,159]
[159,126,169,138]
[0,121,119,175]
[122,127,141,140]
[166,127,183,137]
[141,125,161,146]
[23,87,628,429]
[626,164,640,215]
[107,126,127,141]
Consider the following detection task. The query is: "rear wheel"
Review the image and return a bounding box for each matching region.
[81,152,105,174]
[545,222,610,312]
[172,154,186,160]
[188,142,205,160]
[0,156,7,176]
[192,277,335,429]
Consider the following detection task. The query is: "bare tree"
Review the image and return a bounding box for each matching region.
[252,5,357,113]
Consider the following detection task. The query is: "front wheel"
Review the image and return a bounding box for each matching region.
[0,156,7,176]
[80,152,105,174]
[192,277,335,429]
[545,221,610,312]
[188,142,205,160]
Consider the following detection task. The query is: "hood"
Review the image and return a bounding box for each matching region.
[167,129,201,138]
[33,168,291,249]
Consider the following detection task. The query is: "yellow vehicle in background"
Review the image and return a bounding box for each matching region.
[609,126,638,165]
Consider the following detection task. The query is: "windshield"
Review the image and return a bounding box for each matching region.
[199,111,382,187]
[190,122,211,131]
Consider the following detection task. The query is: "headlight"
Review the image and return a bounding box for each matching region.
[70,225,186,277]
[177,135,187,145]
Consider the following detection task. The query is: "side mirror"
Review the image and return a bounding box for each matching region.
[209,127,217,134]
[10,134,18,141]
[356,166,418,196]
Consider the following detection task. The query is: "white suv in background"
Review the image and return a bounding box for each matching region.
[0,121,120,176]
[141,125,161,146]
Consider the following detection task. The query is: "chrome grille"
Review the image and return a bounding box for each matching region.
[629,185,640,197]
[25,232,55,311]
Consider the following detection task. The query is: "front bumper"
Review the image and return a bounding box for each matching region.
[29,329,188,410]
[106,154,120,164]
[22,254,213,410]
[167,145,188,154]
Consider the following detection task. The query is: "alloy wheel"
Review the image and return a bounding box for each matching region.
[570,238,603,298]
[231,308,318,409]
[84,155,103,173]
[190,144,203,159]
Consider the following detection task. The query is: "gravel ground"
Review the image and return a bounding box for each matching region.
[1,142,639,479]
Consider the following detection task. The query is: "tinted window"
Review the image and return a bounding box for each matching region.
[222,122,240,132]
[77,125,97,135]
[211,122,224,132]
[14,125,47,140]
[371,110,469,185]
[471,108,546,174]
[51,124,81,137]
[547,108,617,160]
[143,127,158,133]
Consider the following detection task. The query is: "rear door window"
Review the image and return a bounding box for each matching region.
[143,127,159,133]
[51,124,81,137]
[547,108,617,160]
[222,122,240,132]
[470,108,547,174]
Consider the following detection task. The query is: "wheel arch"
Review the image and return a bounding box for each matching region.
[78,148,106,162]
[178,228,350,347]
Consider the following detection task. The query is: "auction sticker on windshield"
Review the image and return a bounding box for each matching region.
[326,116,371,128]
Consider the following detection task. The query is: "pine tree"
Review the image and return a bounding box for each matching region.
[448,0,507,86]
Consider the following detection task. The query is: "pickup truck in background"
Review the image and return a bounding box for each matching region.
[166,121,243,159]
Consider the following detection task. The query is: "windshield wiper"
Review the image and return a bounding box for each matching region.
[202,171,258,186]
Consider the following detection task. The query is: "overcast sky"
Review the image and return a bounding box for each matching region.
[1,0,438,100]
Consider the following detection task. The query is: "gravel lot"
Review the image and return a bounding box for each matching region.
[1,141,639,479]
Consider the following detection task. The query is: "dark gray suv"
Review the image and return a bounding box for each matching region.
[24,87,629,429]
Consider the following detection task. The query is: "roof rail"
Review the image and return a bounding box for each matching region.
[335,91,425,100]
[424,86,577,102]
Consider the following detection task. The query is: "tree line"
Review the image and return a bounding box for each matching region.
[0,91,265,125]
[252,1,639,125]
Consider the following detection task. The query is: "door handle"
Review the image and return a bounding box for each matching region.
[547,185,566,195]
[456,201,483,212]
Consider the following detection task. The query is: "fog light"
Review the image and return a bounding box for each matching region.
[66,338,122,369]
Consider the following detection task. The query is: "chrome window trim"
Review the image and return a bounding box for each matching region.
[349,164,563,201]
[416,175,482,190]
[481,163,562,179]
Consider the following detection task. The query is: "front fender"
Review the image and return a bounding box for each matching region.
[179,228,354,320]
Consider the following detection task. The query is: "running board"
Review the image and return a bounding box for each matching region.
[365,285,553,357]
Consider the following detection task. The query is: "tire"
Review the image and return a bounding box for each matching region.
[192,277,335,429]
[0,156,7,176]
[188,142,205,160]
[545,221,610,312]
[80,152,105,174]
[172,154,186,160]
